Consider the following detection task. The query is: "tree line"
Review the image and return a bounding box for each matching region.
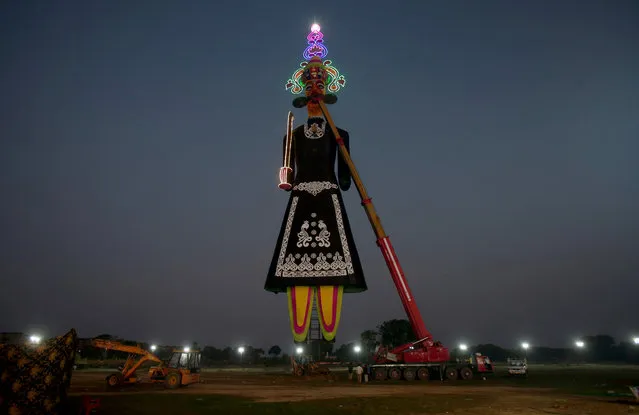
[345,319,639,364]
[80,320,639,365]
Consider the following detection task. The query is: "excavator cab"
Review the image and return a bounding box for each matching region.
[149,349,201,389]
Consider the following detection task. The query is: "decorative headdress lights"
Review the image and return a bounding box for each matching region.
[285,24,346,94]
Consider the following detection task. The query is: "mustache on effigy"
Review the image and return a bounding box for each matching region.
[292,94,338,108]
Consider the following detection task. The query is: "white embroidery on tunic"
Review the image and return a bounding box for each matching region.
[315,252,331,271]
[332,194,355,274]
[304,119,326,139]
[275,194,355,278]
[293,181,338,196]
[315,220,330,247]
[275,196,298,277]
[299,254,314,271]
[279,250,349,277]
[330,252,347,271]
[296,221,312,248]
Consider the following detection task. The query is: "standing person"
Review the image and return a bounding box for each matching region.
[363,364,369,383]
[355,363,363,383]
[347,362,353,380]
[265,23,367,344]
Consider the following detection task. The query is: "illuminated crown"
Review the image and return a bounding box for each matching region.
[285,24,346,94]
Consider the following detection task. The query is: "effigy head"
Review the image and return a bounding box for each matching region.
[285,23,345,107]
[302,56,327,97]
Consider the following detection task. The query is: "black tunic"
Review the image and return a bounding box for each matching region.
[265,116,367,294]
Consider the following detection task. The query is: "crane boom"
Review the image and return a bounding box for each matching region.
[310,98,494,383]
[317,99,431,342]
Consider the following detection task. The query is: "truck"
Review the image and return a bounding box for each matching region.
[506,357,528,377]
[316,98,495,381]
[372,346,493,381]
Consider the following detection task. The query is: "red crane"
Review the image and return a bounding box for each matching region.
[317,99,494,381]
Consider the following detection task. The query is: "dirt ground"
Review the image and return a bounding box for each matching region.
[68,370,638,414]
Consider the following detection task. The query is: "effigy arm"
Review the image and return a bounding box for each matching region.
[278,133,295,191]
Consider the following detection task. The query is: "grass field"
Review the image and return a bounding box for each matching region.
[67,364,639,414]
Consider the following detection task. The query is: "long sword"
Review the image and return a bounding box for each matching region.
[278,111,294,190]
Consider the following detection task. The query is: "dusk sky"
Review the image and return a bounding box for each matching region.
[1,0,637,352]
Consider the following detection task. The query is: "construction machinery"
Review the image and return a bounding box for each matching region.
[506,357,528,377]
[148,347,202,389]
[87,339,201,389]
[89,339,162,387]
[316,99,495,382]
[291,354,331,377]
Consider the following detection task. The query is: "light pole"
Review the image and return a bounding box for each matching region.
[572,340,585,363]
[521,342,530,361]
[633,337,639,345]
[457,344,468,362]
[29,335,41,346]
[238,346,245,364]
[150,344,157,352]
[353,345,361,363]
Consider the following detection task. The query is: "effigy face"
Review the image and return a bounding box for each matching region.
[305,79,325,116]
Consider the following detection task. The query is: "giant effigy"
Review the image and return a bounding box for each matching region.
[265,24,367,343]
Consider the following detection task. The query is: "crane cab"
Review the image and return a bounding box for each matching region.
[149,349,201,389]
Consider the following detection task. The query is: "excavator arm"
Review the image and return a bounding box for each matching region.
[90,339,162,381]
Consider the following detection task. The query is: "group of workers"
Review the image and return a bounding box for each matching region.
[347,362,371,383]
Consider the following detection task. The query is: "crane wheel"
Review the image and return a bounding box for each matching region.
[402,368,416,381]
[105,373,123,388]
[164,372,182,389]
[445,367,458,381]
[417,367,429,381]
[388,368,402,380]
[374,368,387,380]
[459,367,473,380]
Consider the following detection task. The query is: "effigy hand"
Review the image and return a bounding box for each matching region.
[278,167,293,191]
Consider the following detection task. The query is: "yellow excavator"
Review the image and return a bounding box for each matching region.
[88,339,201,389]
[290,354,331,377]
[148,347,201,389]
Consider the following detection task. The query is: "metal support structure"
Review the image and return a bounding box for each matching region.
[316,99,432,342]
[307,306,322,361]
